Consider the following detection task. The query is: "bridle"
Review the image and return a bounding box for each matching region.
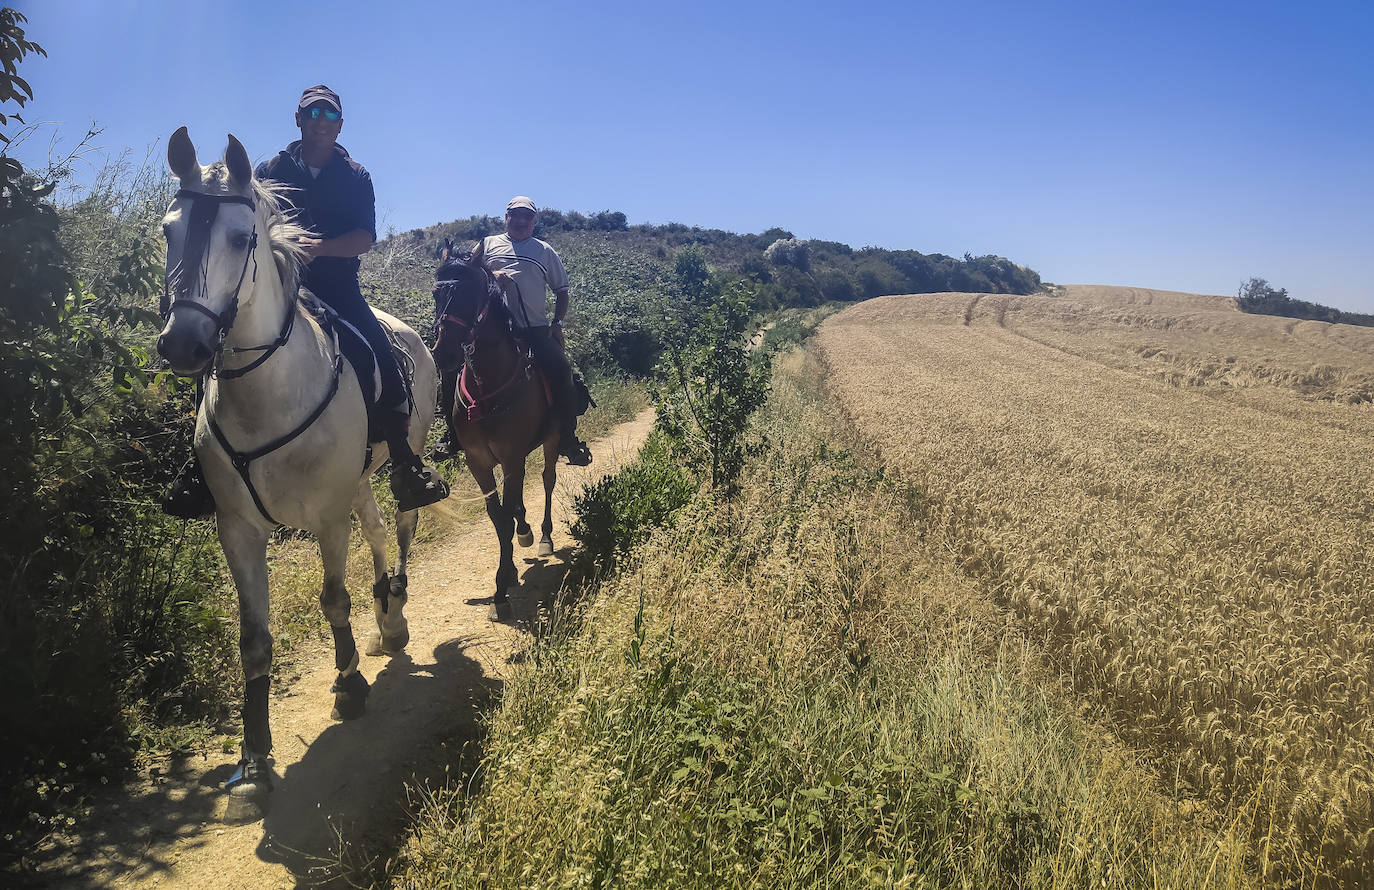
[433,265,535,419]
[433,266,503,364]
[161,188,294,380]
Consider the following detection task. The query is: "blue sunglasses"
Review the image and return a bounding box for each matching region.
[305,107,340,122]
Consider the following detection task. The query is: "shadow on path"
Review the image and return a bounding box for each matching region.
[254,637,498,887]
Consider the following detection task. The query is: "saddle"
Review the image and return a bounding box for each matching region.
[298,289,415,444]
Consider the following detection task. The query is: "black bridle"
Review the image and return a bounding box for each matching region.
[433,264,504,358]
[162,188,293,380]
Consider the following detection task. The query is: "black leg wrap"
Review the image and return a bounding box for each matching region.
[372,573,390,613]
[331,624,358,673]
[243,675,272,757]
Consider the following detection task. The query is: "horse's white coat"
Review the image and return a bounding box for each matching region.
[159,132,434,767]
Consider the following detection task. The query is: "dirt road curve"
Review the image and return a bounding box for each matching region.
[44,410,655,889]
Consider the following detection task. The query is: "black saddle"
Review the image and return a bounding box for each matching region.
[298,289,415,444]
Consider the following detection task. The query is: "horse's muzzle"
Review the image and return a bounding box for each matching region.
[157,326,214,377]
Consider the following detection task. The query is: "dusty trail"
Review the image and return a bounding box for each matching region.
[45,409,655,889]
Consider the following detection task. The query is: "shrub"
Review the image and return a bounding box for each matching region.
[567,431,695,584]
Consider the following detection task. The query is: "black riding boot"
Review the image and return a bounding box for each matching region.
[429,420,463,463]
[429,369,462,462]
[384,413,450,511]
[555,384,592,466]
[162,457,216,518]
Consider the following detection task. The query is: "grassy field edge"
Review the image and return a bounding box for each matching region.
[390,348,1257,889]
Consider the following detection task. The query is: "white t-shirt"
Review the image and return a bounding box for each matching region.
[480,233,569,328]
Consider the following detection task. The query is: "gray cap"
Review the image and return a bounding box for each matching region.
[298,85,342,114]
[506,196,537,213]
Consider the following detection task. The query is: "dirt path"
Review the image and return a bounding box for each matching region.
[44,409,655,889]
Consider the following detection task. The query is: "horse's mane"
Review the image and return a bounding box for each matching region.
[202,161,310,298]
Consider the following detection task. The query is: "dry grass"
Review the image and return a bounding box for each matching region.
[393,349,1257,889]
[817,285,1374,885]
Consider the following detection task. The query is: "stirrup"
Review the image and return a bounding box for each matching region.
[391,461,450,511]
[162,459,216,519]
[429,434,462,462]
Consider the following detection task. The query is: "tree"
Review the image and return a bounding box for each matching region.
[652,246,769,493]
[764,237,811,273]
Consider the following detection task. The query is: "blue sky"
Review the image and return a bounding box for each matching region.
[11,0,1374,312]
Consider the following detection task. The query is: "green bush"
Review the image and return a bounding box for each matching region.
[567,431,696,585]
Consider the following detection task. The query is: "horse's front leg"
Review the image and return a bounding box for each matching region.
[318,518,370,720]
[217,516,274,821]
[510,458,533,548]
[538,435,558,557]
[471,461,515,620]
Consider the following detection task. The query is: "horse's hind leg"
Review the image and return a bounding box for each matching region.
[538,436,558,557]
[218,517,274,822]
[354,485,408,655]
[510,460,533,548]
[318,518,369,720]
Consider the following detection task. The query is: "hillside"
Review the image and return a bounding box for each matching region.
[358,213,1043,380]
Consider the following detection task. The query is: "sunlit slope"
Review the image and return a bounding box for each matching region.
[817,286,1374,881]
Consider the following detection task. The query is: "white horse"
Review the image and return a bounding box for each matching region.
[155,128,435,818]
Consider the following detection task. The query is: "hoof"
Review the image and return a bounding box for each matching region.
[517,530,534,548]
[224,758,271,823]
[381,627,409,653]
[364,631,384,657]
[225,785,269,824]
[491,599,514,622]
[330,670,370,721]
[537,537,554,557]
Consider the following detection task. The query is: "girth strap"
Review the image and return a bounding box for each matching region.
[206,352,345,526]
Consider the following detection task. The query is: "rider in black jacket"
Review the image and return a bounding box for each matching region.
[162,85,448,517]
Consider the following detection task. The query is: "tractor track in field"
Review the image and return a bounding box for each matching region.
[38,409,655,890]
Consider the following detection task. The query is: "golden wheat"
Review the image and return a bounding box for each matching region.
[817,286,1374,883]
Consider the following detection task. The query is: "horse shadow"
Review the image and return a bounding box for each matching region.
[251,637,498,887]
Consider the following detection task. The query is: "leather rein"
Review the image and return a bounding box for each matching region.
[435,271,535,421]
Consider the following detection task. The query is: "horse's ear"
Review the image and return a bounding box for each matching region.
[225,134,252,190]
[168,126,198,183]
[441,236,453,263]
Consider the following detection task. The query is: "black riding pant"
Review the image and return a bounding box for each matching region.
[305,270,407,418]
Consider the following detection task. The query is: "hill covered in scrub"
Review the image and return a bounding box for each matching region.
[359,210,1043,380]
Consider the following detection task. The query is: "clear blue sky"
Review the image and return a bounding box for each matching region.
[11,0,1374,311]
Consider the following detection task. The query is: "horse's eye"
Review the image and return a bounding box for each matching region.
[230,232,251,251]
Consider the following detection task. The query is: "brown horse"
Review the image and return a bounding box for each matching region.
[431,245,559,619]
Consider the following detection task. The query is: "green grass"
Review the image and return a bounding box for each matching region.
[390,349,1258,889]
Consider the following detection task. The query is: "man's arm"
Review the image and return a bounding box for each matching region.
[302,229,374,260]
[552,287,570,346]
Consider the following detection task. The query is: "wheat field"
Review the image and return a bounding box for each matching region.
[816,285,1374,883]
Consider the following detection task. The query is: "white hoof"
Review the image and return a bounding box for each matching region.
[381,626,409,654]
[537,538,554,557]
[364,631,384,657]
[517,530,534,547]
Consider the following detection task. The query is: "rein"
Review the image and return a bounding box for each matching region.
[435,273,535,421]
